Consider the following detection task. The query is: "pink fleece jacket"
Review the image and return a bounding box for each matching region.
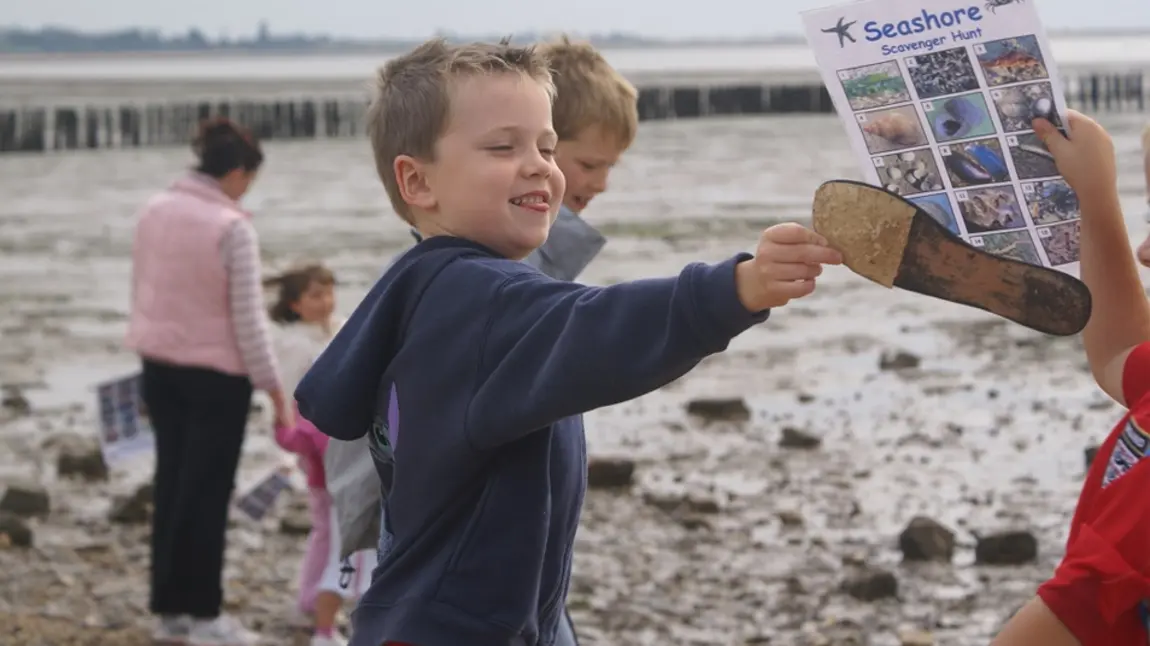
[270,319,343,490]
[275,408,329,489]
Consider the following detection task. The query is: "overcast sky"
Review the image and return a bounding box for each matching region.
[5,0,1149,40]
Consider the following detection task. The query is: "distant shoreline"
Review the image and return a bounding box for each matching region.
[1,27,1148,60]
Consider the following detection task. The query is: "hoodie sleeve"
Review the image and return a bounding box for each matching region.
[465,253,768,449]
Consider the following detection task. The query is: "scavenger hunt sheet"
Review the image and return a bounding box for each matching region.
[95,372,155,467]
[801,0,1080,276]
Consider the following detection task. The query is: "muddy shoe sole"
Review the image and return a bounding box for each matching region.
[811,179,1091,337]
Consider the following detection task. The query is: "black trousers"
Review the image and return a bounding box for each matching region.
[142,358,252,619]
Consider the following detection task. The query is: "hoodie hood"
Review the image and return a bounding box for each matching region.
[294,236,496,441]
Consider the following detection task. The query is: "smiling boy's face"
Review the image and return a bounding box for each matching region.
[403,72,565,260]
[555,126,626,214]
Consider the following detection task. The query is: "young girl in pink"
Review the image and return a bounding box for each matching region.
[267,264,377,646]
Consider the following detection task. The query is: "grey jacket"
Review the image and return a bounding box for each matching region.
[322,206,607,559]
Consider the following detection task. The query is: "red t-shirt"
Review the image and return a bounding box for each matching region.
[1037,342,1150,645]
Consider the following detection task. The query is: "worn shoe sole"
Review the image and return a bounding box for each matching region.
[811,179,1091,337]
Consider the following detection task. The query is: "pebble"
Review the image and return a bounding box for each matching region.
[108,484,153,525]
[0,483,50,517]
[587,457,636,489]
[1,386,31,417]
[899,516,955,563]
[843,569,899,601]
[880,350,922,371]
[777,510,804,527]
[279,511,312,537]
[0,512,33,548]
[55,436,109,482]
[779,427,821,450]
[685,397,751,423]
[975,531,1038,566]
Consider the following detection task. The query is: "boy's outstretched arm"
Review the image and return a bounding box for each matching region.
[464,223,841,448]
[1036,113,1150,406]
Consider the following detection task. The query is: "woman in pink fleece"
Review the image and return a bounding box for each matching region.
[266,264,377,646]
[127,117,291,646]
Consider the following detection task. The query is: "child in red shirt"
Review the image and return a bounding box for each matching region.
[991,113,1150,646]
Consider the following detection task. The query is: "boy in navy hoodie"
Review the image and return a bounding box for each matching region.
[295,38,842,646]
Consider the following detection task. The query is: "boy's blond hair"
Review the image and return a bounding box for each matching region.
[366,38,556,223]
[538,35,638,148]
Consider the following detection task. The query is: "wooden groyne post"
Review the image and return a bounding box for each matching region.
[0,98,371,154]
[1,71,1145,155]
[1063,72,1146,113]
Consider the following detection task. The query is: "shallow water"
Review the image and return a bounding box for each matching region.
[2,112,1150,644]
[2,36,1148,81]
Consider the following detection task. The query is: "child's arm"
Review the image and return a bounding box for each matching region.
[461,223,840,448]
[1142,125,1150,201]
[1140,126,1150,267]
[273,411,316,457]
[273,412,328,462]
[1036,113,1150,406]
[990,598,1079,646]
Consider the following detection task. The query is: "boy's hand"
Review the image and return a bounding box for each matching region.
[736,222,843,312]
[269,389,295,431]
[1033,110,1117,206]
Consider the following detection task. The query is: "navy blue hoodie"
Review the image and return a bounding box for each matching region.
[295,235,770,646]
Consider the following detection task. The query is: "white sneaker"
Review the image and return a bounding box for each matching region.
[152,615,193,645]
[309,633,348,646]
[187,615,261,646]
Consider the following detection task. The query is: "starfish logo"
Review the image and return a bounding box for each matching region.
[822,16,858,48]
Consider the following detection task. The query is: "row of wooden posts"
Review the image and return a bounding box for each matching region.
[0,71,1145,154]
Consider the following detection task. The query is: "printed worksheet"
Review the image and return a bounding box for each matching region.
[236,467,294,521]
[95,372,155,467]
[801,0,1080,275]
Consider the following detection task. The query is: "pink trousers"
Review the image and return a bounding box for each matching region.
[297,488,377,615]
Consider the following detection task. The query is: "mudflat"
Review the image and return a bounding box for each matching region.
[1,113,1148,645]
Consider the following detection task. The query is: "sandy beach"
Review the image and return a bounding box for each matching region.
[1,111,1149,645]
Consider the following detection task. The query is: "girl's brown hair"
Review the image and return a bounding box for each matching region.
[264,264,336,323]
[193,116,264,178]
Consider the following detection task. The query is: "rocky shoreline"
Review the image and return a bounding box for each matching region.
[4,114,1148,645]
[0,331,1108,645]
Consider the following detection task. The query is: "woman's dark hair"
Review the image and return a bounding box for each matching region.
[264,264,336,323]
[192,117,264,178]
